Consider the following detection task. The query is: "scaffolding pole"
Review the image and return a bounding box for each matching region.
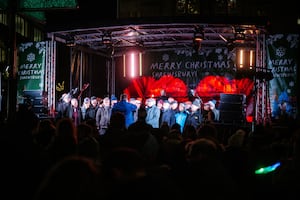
[254,34,272,128]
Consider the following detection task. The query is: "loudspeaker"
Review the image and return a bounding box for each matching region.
[23,90,43,98]
[23,90,47,115]
[32,105,47,114]
[218,103,244,111]
[219,93,246,123]
[220,93,246,104]
[219,111,245,123]
[32,97,44,105]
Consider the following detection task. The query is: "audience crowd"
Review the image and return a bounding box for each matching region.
[1,92,299,200]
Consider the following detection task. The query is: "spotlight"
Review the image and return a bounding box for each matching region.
[194,27,204,42]
[66,39,76,47]
[65,34,76,46]
[123,50,143,78]
[234,28,245,43]
[102,32,112,45]
[193,27,204,52]
[236,48,256,75]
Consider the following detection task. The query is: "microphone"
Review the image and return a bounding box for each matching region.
[73,88,79,95]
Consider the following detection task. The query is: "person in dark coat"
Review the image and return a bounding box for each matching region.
[160,100,176,128]
[185,99,203,130]
[95,97,112,136]
[56,93,71,120]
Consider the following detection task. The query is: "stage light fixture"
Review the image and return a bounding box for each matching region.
[123,50,143,78]
[102,32,112,45]
[234,28,246,43]
[66,39,75,47]
[236,48,256,70]
[193,27,204,42]
[193,27,204,52]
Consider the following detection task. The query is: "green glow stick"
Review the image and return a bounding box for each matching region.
[255,162,281,175]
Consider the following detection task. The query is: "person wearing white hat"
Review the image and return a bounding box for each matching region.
[204,100,220,122]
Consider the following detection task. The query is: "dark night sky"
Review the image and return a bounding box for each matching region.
[45,0,299,33]
[45,0,118,30]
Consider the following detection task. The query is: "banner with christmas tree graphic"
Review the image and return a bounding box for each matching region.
[267,34,299,120]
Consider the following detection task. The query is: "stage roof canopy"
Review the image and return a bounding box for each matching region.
[47,18,267,56]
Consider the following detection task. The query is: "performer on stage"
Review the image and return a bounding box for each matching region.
[111,93,137,129]
[56,93,72,120]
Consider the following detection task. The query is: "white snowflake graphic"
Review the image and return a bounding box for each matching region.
[162,54,169,62]
[27,53,35,62]
[218,54,224,61]
[215,48,222,54]
[275,47,286,57]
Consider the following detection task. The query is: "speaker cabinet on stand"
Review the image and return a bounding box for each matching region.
[218,93,246,124]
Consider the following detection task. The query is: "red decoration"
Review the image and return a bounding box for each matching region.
[124,75,254,107]
[124,75,188,102]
